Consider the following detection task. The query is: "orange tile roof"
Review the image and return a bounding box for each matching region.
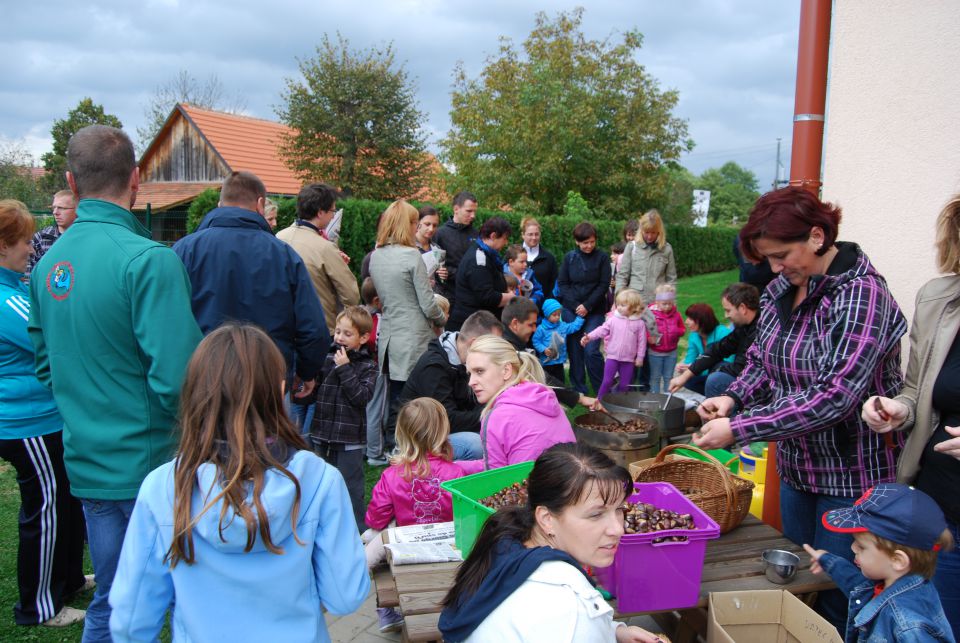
[179,104,301,195]
[134,182,220,211]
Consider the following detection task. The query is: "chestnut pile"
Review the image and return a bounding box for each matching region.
[479,481,528,509]
[580,418,657,434]
[622,501,696,542]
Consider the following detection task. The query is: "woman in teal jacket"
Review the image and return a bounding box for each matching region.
[678,302,733,395]
[0,200,87,627]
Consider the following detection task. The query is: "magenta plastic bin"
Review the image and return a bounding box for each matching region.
[595,482,720,613]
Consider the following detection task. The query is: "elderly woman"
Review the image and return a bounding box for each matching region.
[369,200,447,401]
[0,200,88,627]
[459,335,575,473]
[439,443,661,643]
[861,193,960,639]
[692,187,907,633]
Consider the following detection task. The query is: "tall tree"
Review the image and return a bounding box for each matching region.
[441,8,692,217]
[696,161,760,225]
[41,98,123,192]
[277,34,431,200]
[136,70,247,152]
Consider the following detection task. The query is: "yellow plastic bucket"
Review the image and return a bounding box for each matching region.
[738,446,768,484]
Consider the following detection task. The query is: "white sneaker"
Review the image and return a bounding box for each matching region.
[43,606,85,627]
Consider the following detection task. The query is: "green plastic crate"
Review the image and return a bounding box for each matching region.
[672,447,739,474]
[441,461,535,556]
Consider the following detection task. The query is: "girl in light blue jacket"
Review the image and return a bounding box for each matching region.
[109,323,369,643]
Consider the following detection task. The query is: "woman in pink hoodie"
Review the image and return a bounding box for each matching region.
[581,288,647,398]
[460,336,576,474]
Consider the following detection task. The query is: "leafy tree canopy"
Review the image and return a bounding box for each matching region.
[441,8,693,218]
[136,70,246,153]
[0,142,46,209]
[277,33,432,201]
[695,161,760,225]
[41,98,123,192]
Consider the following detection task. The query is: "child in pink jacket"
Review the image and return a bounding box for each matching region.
[647,284,686,393]
[580,288,647,398]
[364,398,465,632]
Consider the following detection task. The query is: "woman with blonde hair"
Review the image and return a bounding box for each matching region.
[615,210,677,298]
[460,335,575,473]
[520,216,558,299]
[861,193,960,639]
[369,200,447,414]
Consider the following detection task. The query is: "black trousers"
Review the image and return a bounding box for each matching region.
[313,441,367,532]
[0,431,86,624]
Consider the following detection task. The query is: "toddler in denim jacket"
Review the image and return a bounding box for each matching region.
[804,483,955,642]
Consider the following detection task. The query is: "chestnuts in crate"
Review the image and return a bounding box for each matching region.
[621,501,696,542]
[479,481,529,509]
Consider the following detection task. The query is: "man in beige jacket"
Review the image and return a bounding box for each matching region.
[278,183,360,335]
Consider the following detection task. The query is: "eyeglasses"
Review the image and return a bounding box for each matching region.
[52,206,75,212]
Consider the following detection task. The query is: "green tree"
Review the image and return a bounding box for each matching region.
[696,161,760,226]
[654,164,697,226]
[136,70,246,153]
[41,98,123,192]
[277,34,431,200]
[0,142,46,209]
[441,8,692,218]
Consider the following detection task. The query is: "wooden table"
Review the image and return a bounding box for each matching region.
[374,514,835,643]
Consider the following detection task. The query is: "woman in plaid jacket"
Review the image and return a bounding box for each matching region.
[692,187,908,633]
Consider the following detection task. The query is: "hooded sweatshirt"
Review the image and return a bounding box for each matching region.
[439,539,622,642]
[459,381,575,474]
[585,311,647,363]
[109,449,370,643]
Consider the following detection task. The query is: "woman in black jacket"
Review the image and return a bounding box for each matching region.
[558,222,611,394]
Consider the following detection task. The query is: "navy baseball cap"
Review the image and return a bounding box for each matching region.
[822,483,947,551]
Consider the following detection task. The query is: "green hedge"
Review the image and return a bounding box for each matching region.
[185,194,738,279]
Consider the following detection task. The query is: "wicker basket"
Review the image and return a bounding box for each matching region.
[632,444,754,533]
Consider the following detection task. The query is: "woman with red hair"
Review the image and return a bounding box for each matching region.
[692,187,907,632]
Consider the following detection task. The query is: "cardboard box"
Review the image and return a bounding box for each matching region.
[708,591,842,643]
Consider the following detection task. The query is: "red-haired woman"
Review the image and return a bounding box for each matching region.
[692,187,907,632]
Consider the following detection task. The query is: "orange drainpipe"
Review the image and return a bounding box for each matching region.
[762,0,832,532]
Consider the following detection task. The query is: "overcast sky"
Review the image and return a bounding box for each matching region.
[3,0,799,191]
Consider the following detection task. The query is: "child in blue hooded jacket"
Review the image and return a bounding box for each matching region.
[109,324,369,643]
[532,299,584,384]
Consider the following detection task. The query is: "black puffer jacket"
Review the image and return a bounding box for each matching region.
[448,241,507,331]
[557,248,611,316]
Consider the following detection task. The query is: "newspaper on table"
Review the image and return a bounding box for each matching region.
[384,521,462,565]
[420,247,446,278]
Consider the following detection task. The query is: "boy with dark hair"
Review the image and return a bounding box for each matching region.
[312,306,378,530]
[805,483,955,642]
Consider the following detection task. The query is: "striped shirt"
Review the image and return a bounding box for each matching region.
[727,243,908,497]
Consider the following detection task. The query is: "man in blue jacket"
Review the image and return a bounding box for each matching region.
[173,171,330,395]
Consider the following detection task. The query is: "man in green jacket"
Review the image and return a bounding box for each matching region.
[28,125,202,643]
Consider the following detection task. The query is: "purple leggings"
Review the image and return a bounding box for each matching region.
[598,359,635,398]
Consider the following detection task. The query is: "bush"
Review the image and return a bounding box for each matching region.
[182,195,738,279]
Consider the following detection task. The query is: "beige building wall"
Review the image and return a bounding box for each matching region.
[821,0,960,329]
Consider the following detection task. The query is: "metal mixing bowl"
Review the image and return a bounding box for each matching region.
[761,549,800,584]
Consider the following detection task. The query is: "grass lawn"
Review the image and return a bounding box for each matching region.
[0,268,740,641]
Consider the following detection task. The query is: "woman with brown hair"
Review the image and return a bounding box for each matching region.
[861,193,960,639]
[0,200,88,627]
[109,323,369,641]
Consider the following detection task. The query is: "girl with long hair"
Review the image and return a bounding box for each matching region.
[439,443,662,642]
[109,323,369,642]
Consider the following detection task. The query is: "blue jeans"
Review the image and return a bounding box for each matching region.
[779,484,855,635]
[647,349,677,394]
[290,402,316,436]
[933,520,960,640]
[705,371,737,398]
[566,312,605,394]
[81,498,137,643]
[449,432,484,460]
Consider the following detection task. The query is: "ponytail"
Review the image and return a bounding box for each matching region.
[441,506,535,608]
[515,351,545,385]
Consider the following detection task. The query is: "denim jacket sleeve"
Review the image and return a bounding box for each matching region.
[820,552,868,597]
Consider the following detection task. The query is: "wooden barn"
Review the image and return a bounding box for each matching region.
[135,103,302,240]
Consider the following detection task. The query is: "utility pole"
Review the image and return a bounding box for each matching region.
[773,138,782,191]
